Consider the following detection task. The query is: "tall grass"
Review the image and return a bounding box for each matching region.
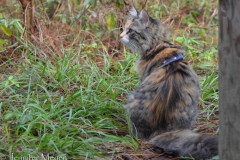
[0,0,219,159]
[0,38,219,160]
[0,45,139,159]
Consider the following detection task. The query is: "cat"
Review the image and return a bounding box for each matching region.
[120,6,218,159]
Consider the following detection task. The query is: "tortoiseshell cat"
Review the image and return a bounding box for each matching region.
[120,7,218,159]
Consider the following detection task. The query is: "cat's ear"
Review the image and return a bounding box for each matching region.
[139,10,150,27]
[128,6,138,17]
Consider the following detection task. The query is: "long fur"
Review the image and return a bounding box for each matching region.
[150,130,218,158]
[120,7,218,159]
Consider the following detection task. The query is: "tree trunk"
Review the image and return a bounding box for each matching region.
[19,0,35,36]
[218,0,240,159]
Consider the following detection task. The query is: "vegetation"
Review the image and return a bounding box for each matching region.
[0,0,218,159]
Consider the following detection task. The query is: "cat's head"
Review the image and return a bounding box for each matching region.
[120,7,171,55]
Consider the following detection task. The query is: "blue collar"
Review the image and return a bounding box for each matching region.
[162,53,184,67]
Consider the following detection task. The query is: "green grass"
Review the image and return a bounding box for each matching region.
[0,41,219,160]
[0,0,219,159]
[0,47,139,159]
[199,70,219,119]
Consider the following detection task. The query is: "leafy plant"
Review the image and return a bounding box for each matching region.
[0,0,219,159]
[199,71,219,119]
[0,14,23,51]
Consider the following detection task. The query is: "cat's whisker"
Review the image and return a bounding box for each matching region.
[128,42,141,54]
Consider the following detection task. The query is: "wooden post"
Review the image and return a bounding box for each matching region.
[19,0,35,36]
[218,0,240,159]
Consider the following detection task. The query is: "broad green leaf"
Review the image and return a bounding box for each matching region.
[115,1,124,8]
[91,0,97,7]
[10,19,24,33]
[0,39,5,51]
[84,0,91,6]
[175,37,184,43]
[14,21,24,33]
[105,13,115,31]
[1,25,12,36]
[88,9,97,18]
[8,75,13,81]
[91,42,97,48]
[115,2,121,8]
[5,76,20,87]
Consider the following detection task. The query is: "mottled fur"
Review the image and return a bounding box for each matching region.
[120,7,218,159]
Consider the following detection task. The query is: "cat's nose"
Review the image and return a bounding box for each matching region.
[120,31,126,39]
[120,33,124,38]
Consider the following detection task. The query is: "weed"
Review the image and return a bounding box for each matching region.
[0,48,139,159]
[0,0,218,159]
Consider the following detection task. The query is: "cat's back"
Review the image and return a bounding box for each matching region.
[126,46,200,139]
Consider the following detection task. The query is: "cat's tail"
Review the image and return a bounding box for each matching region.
[149,130,218,159]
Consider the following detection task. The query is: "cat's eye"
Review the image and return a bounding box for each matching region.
[127,28,133,34]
